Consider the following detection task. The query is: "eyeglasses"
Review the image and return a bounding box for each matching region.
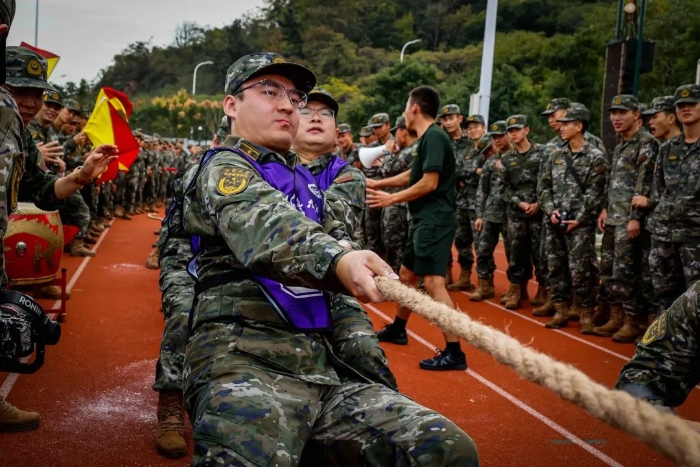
[233,79,307,108]
[299,107,335,120]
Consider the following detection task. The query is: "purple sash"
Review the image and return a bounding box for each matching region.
[315,155,348,192]
[190,145,332,332]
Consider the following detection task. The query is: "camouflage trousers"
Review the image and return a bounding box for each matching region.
[506,214,543,284]
[364,206,385,259]
[475,221,506,280]
[381,204,409,273]
[80,183,98,218]
[598,225,654,316]
[546,224,598,308]
[159,171,171,200]
[649,238,700,313]
[153,281,193,392]
[452,207,478,272]
[124,164,143,211]
[97,181,113,218]
[59,191,91,237]
[113,172,126,207]
[538,217,550,287]
[144,174,157,205]
[184,324,479,467]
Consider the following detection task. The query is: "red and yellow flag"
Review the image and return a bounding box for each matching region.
[19,42,60,79]
[83,87,140,182]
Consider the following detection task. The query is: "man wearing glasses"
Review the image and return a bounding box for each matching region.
[181,53,478,466]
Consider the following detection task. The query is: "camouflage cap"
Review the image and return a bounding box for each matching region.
[367,113,390,128]
[674,84,700,105]
[360,126,373,137]
[81,106,92,118]
[217,115,230,138]
[465,114,485,125]
[541,97,571,116]
[609,94,639,111]
[337,123,352,134]
[62,99,81,113]
[488,120,507,135]
[5,46,56,91]
[390,115,407,134]
[225,52,316,96]
[643,96,676,116]
[438,104,460,118]
[506,114,527,129]
[557,106,590,123]
[43,90,63,107]
[475,134,493,156]
[307,86,339,114]
[0,0,15,27]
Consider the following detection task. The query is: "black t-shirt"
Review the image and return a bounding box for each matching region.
[408,123,456,224]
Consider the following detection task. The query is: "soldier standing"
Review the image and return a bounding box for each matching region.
[645,96,681,142]
[363,113,391,260]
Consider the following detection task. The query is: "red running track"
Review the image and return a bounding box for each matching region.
[0,213,697,466]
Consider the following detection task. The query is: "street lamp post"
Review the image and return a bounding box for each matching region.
[400,39,422,63]
[34,0,39,46]
[471,0,498,125]
[192,61,214,95]
[696,58,700,85]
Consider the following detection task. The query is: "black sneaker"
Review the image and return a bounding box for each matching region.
[376,324,408,345]
[419,349,468,371]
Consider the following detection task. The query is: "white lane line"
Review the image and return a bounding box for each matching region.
[1,223,113,399]
[365,303,625,467]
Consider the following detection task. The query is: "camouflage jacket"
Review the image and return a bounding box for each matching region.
[362,140,386,180]
[499,142,545,218]
[455,137,484,211]
[648,134,700,242]
[616,280,700,407]
[548,132,607,155]
[476,154,506,223]
[26,119,59,144]
[604,129,658,226]
[380,141,416,201]
[0,90,61,285]
[538,141,608,226]
[305,153,366,247]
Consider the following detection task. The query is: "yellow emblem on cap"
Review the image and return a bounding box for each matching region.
[26,59,42,77]
[491,124,498,131]
[546,103,552,110]
[273,57,285,64]
[509,118,516,125]
[681,89,691,98]
[442,106,449,114]
[217,167,253,196]
[468,116,474,121]
[614,97,622,105]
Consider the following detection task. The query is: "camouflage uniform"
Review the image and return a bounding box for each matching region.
[182,53,478,466]
[538,114,607,311]
[499,115,545,287]
[475,132,505,282]
[647,84,700,313]
[616,280,700,408]
[363,113,390,260]
[598,96,658,323]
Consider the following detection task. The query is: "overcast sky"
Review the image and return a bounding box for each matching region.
[8,0,266,85]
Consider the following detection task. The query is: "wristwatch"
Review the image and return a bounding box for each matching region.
[72,166,93,186]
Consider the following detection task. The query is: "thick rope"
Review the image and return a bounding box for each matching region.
[375,277,700,467]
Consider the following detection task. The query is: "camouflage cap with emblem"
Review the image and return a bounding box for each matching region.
[540,97,571,116]
[643,96,676,116]
[5,46,56,91]
[557,105,590,123]
[367,113,390,128]
[390,116,407,135]
[224,52,316,96]
[359,126,372,137]
[307,86,339,114]
[475,134,493,156]
[506,114,528,130]
[488,120,507,136]
[437,104,460,118]
[674,84,700,105]
[609,94,639,111]
[62,98,82,115]
[337,123,352,134]
[465,114,485,125]
[43,89,63,107]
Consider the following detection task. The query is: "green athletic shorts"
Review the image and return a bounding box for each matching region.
[402,222,456,277]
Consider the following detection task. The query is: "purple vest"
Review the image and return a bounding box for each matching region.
[190,145,332,332]
[314,155,348,192]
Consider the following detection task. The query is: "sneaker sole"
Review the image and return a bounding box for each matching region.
[418,363,468,371]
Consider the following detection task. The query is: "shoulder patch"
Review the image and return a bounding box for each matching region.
[554,159,563,165]
[594,166,606,175]
[217,167,253,195]
[669,155,677,161]
[641,314,668,346]
[334,174,355,184]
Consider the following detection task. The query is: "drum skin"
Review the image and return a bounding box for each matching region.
[5,202,64,286]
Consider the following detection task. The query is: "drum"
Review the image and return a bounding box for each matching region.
[5,202,64,286]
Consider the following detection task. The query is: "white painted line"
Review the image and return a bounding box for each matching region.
[365,303,625,467]
[1,222,113,398]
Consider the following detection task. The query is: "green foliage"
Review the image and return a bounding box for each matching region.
[68,0,700,140]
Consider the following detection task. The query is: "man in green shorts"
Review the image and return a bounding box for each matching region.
[367,85,466,371]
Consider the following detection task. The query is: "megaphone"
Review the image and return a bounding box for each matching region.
[359,145,386,169]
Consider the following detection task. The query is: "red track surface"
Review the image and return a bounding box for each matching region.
[1,213,698,466]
